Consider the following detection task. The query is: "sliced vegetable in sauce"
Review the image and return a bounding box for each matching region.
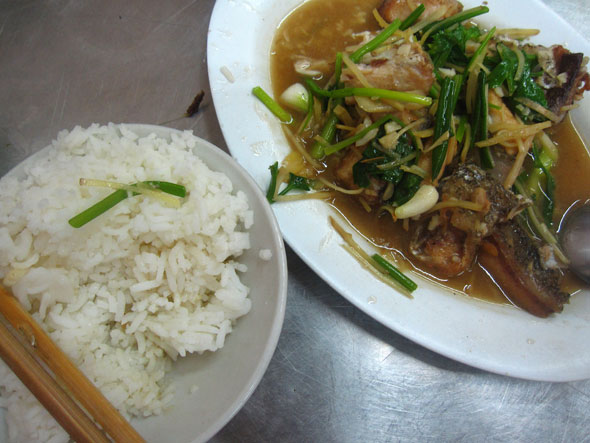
[473,71,494,169]
[324,115,394,155]
[310,98,343,159]
[432,76,457,179]
[393,172,424,206]
[531,144,556,228]
[353,132,416,190]
[261,0,590,312]
[427,24,482,70]
[280,83,310,113]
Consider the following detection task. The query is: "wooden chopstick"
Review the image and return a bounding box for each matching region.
[0,318,110,443]
[0,286,145,443]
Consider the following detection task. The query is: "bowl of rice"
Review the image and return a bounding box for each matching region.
[0,123,287,442]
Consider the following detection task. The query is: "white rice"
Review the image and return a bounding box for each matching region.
[258,249,273,261]
[0,123,253,442]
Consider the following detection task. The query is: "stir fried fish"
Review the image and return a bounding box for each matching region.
[410,165,568,317]
[269,0,590,317]
[366,1,586,315]
[410,164,527,278]
[479,222,570,317]
[342,41,435,95]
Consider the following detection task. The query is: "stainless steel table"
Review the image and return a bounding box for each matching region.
[1,1,589,441]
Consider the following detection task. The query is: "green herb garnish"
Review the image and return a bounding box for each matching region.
[69,180,186,228]
[252,86,293,124]
[372,254,418,292]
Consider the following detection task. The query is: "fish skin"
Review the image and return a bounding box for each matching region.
[545,46,590,117]
[479,221,569,317]
[525,44,590,121]
[378,0,463,23]
[410,163,527,278]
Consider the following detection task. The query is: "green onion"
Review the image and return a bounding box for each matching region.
[68,180,186,228]
[78,179,184,207]
[432,76,456,178]
[69,190,128,228]
[421,6,489,35]
[514,178,567,263]
[479,148,495,170]
[537,147,554,170]
[530,144,556,228]
[536,132,558,163]
[466,27,496,73]
[307,52,344,158]
[280,83,309,113]
[456,115,467,143]
[266,161,279,203]
[310,98,342,159]
[298,88,315,135]
[400,4,426,31]
[306,79,432,106]
[525,167,542,197]
[324,115,393,155]
[451,74,464,110]
[350,18,402,63]
[376,152,417,171]
[475,71,494,169]
[330,217,413,298]
[305,77,431,158]
[371,254,418,292]
[252,86,293,124]
[429,82,441,99]
[542,168,556,228]
[332,87,432,105]
[334,52,343,86]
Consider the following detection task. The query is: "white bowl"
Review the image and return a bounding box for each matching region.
[0,124,288,443]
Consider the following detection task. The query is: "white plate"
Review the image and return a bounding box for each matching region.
[207,1,590,381]
[0,124,288,442]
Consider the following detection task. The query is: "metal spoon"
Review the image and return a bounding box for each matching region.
[560,204,590,283]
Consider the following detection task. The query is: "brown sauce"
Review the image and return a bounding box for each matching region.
[270,0,590,305]
[271,0,382,135]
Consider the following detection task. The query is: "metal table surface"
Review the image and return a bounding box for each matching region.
[1,1,589,441]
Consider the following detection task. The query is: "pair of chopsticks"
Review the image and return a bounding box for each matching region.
[0,285,145,443]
